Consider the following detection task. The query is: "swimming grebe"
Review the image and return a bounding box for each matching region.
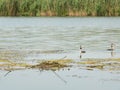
[80,45,86,53]
[107,43,115,51]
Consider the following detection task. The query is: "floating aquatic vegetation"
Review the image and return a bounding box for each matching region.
[0,59,73,71]
[0,58,120,71]
[31,59,73,71]
[0,59,30,71]
[77,58,120,71]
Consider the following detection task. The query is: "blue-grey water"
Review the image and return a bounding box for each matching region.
[0,17,120,90]
[0,17,120,51]
[0,17,120,60]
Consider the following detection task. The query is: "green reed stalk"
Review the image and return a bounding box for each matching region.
[0,0,120,16]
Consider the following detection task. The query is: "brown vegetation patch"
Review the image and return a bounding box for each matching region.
[31,59,72,71]
[78,58,120,71]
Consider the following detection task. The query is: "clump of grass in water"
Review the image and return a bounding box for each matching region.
[1,58,120,71]
[31,59,73,71]
[77,58,120,70]
[0,59,73,71]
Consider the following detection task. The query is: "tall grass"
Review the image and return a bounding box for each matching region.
[0,0,120,16]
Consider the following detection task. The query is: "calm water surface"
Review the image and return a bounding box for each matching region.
[0,17,120,58]
[0,17,120,51]
[0,17,120,60]
[0,17,120,90]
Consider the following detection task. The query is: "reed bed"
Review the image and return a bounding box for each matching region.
[0,0,120,16]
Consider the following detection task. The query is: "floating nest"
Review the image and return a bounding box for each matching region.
[31,60,72,71]
[0,59,72,71]
[0,58,120,71]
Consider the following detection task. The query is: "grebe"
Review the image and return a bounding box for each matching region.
[107,43,115,51]
[80,45,86,53]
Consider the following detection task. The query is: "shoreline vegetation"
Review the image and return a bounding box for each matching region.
[0,0,120,16]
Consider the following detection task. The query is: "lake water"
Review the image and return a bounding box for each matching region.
[0,17,120,60]
[0,17,120,90]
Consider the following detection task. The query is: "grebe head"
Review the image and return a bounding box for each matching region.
[80,45,82,49]
[111,43,115,49]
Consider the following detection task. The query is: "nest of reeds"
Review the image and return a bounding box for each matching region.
[31,59,72,71]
